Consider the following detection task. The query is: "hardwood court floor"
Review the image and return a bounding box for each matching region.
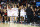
[0,23,39,27]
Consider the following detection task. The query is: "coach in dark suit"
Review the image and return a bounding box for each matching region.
[26,6,34,23]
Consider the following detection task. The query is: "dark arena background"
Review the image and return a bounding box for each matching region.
[0,0,40,27]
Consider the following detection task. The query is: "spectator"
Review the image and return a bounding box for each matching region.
[0,9,4,16]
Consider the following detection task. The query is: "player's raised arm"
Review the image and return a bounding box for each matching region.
[7,4,8,10]
[13,4,14,8]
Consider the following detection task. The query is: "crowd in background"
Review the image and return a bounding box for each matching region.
[0,0,40,23]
